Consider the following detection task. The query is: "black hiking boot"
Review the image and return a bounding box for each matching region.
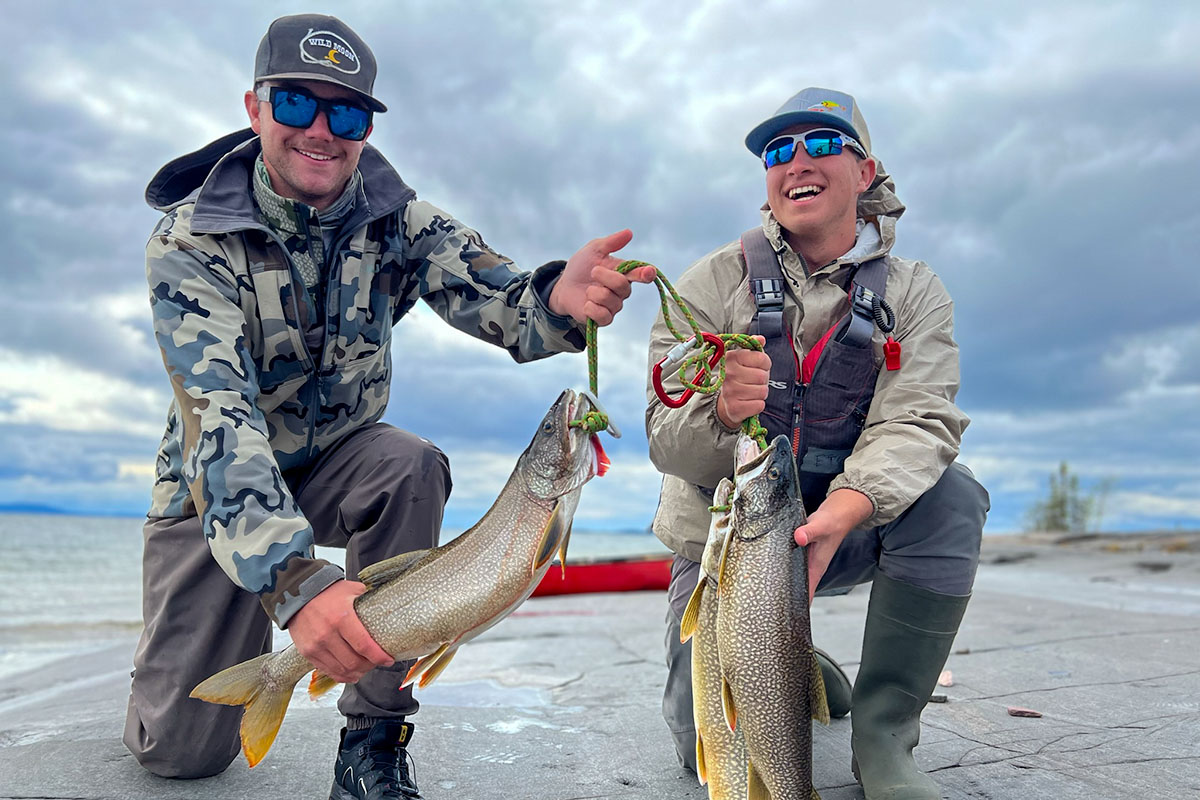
[329,720,421,800]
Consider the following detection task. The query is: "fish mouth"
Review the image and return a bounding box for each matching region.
[734,435,772,477]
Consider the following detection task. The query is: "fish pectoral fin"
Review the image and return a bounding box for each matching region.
[747,760,769,800]
[532,500,567,573]
[557,522,574,578]
[721,677,737,732]
[308,670,339,699]
[695,730,708,786]
[812,789,823,800]
[810,649,831,725]
[678,579,706,643]
[402,643,452,688]
[357,549,433,591]
[715,525,735,595]
[416,645,460,689]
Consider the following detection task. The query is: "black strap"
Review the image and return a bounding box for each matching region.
[837,257,889,347]
[742,228,797,440]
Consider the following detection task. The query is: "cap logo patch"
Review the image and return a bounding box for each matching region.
[299,28,361,74]
[807,101,845,113]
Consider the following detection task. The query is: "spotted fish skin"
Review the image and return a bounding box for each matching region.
[681,477,751,799]
[191,389,601,767]
[716,433,827,800]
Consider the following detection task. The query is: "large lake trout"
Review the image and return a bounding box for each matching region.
[680,477,756,799]
[716,433,829,800]
[192,388,608,767]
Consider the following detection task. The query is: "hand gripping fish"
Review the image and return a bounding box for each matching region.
[191,388,609,767]
[715,433,830,800]
[679,477,755,799]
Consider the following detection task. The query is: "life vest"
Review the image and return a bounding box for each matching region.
[741,227,889,513]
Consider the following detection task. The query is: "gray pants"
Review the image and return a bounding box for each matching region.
[123,423,452,778]
[661,461,989,769]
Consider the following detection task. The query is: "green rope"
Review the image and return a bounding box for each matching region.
[570,260,769,451]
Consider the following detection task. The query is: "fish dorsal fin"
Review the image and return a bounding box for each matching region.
[747,760,769,800]
[557,522,574,578]
[695,729,708,786]
[679,579,707,643]
[532,500,566,573]
[416,645,460,689]
[721,676,737,732]
[357,549,433,591]
[810,649,831,725]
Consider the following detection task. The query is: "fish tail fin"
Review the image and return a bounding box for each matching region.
[810,649,831,725]
[308,669,340,699]
[747,760,769,800]
[190,652,292,768]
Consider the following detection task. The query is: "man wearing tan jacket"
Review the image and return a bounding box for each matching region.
[646,87,988,800]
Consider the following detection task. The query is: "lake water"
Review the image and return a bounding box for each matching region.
[0,512,669,679]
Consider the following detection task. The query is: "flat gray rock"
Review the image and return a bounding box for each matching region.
[2,532,1198,799]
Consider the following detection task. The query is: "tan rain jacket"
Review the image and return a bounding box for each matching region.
[645,167,969,563]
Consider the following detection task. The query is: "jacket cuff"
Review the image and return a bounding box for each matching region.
[827,475,885,528]
[529,260,587,350]
[260,558,345,629]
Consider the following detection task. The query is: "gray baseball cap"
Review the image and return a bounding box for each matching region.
[744,87,869,158]
[254,14,387,113]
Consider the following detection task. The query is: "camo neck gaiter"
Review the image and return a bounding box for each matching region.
[251,155,361,290]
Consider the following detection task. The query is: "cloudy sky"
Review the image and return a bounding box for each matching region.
[1,0,1197,534]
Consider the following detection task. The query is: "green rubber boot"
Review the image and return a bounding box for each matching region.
[850,573,969,800]
[814,647,853,719]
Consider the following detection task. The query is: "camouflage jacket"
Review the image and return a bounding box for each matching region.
[144,129,585,627]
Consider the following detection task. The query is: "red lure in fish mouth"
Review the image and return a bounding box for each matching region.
[590,435,610,477]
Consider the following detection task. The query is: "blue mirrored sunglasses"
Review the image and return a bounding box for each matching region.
[256,85,372,142]
[761,128,867,169]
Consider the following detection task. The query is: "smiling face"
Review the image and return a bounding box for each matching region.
[243,79,372,211]
[764,123,876,265]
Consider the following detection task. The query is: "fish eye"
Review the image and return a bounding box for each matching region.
[768,467,780,481]
[542,421,554,434]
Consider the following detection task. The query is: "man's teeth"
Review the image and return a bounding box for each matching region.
[788,185,822,200]
[299,150,333,161]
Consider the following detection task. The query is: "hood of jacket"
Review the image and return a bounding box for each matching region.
[144,128,416,233]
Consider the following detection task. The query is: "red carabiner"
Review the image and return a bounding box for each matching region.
[652,332,725,408]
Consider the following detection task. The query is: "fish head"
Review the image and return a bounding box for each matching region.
[700,478,735,579]
[518,389,607,500]
[730,433,801,539]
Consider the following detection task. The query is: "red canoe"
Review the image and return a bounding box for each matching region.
[532,553,673,597]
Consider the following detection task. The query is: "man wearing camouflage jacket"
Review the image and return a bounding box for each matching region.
[647,88,989,799]
[124,14,654,799]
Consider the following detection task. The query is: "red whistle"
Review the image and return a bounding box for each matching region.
[884,336,901,371]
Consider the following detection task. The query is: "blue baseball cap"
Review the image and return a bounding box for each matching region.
[744,87,870,159]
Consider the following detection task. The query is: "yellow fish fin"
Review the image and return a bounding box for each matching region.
[695,729,708,786]
[812,789,823,800]
[416,645,460,689]
[190,652,293,768]
[357,549,432,591]
[721,676,737,732]
[810,649,831,725]
[533,500,567,572]
[679,578,706,643]
[402,643,452,688]
[557,522,574,578]
[307,669,339,699]
[747,760,769,800]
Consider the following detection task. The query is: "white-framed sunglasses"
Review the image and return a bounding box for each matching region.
[761,128,868,168]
